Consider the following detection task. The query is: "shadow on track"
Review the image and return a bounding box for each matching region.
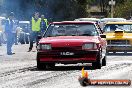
[30,65,98,71]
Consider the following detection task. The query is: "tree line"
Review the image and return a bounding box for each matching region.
[0,0,131,21]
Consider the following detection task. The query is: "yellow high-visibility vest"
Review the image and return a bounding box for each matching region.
[32,17,41,32]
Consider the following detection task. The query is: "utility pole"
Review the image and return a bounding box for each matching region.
[109,0,115,18]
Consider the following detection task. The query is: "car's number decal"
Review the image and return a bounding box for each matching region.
[60,52,74,56]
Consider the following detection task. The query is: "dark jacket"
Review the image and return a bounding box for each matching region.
[40,18,48,31]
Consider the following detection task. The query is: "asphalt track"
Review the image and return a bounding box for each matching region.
[0,44,132,88]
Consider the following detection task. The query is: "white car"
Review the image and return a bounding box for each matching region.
[100,18,126,23]
[74,18,100,22]
[99,18,126,29]
[18,21,30,44]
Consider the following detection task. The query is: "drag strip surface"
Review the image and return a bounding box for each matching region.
[0,45,132,88]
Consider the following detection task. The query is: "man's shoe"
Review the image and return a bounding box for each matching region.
[27,49,32,52]
[7,52,15,55]
[12,52,15,54]
[15,43,18,45]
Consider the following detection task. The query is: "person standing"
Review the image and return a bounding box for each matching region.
[28,12,41,52]
[40,15,48,35]
[5,12,15,55]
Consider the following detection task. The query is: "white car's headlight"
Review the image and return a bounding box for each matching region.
[38,44,51,50]
[82,43,97,50]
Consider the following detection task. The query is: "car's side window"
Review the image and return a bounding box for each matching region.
[44,24,54,37]
[78,24,98,36]
[105,26,111,32]
[103,25,116,32]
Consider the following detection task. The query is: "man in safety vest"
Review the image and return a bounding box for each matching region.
[40,14,48,35]
[28,12,41,52]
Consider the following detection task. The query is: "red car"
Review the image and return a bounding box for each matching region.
[37,21,107,69]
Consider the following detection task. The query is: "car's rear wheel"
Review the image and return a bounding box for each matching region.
[37,60,46,70]
[19,33,25,44]
[92,58,101,69]
[102,56,106,66]
[25,34,29,44]
[92,51,102,69]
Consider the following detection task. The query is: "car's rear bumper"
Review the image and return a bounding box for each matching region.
[37,50,99,63]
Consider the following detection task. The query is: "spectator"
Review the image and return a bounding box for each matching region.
[40,14,48,36]
[5,12,15,55]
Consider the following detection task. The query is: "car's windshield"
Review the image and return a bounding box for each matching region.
[103,24,132,32]
[44,24,99,37]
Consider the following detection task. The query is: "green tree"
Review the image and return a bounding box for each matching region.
[114,0,132,18]
[2,0,98,20]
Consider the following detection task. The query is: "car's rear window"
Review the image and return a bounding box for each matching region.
[104,24,132,32]
[44,23,99,37]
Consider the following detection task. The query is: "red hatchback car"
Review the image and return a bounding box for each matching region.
[37,21,107,69]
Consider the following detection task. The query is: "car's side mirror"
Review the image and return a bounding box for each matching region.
[100,34,106,38]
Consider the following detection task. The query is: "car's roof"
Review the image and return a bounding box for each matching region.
[0,16,5,19]
[101,18,126,20]
[74,18,100,21]
[100,18,126,22]
[0,16,6,20]
[51,21,96,24]
[106,21,132,24]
